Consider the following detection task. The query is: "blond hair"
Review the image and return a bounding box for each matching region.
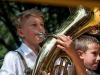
[74,35,100,52]
[15,8,45,29]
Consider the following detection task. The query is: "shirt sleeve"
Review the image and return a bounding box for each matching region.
[0,51,18,75]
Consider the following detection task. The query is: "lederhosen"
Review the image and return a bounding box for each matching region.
[15,51,32,75]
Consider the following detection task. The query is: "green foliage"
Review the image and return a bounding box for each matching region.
[0,44,7,58]
[0,44,8,67]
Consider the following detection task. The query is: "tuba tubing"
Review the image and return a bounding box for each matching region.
[32,5,100,75]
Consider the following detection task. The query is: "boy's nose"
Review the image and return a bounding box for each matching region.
[38,25,43,30]
[97,55,100,61]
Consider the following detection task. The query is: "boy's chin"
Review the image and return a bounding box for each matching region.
[92,66,98,70]
[39,39,44,43]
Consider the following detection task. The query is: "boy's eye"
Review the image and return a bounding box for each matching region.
[31,24,37,27]
[41,24,44,26]
[31,23,44,28]
[92,52,97,56]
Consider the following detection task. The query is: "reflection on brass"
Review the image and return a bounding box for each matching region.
[38,32,58,38]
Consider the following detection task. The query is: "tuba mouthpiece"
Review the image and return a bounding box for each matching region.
[38,32,57,38]
[38,32,44,38]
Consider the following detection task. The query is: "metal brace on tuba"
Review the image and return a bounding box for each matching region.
[32,5,100,75]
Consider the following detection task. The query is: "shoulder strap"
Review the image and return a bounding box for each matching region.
[15,51,28,68]
[15,51,32,75]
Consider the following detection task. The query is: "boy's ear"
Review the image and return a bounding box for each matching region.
[77,50,84,59]
[17,29,24,38]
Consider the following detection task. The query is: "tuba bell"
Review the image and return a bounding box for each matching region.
[32,5,100,75]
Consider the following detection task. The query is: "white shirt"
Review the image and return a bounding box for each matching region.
[0,43,38,75]
[86,69,100,75]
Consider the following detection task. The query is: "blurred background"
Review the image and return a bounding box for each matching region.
[0,0,100,67]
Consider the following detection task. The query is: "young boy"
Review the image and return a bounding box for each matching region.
[74,35,100,75]
[0,8,86,75]
[0,8,45,75]
[57,34,100,75]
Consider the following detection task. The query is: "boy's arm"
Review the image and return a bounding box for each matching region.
[56,34,87,75]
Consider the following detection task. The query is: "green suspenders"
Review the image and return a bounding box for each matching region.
[15,51,32,75]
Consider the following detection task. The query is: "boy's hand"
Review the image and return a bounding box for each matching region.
[56,34,77,58]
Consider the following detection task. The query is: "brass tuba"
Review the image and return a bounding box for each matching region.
[32,6,100,75]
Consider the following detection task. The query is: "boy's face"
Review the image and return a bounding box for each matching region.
[18,16,45,45]
[80,43,100,70]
